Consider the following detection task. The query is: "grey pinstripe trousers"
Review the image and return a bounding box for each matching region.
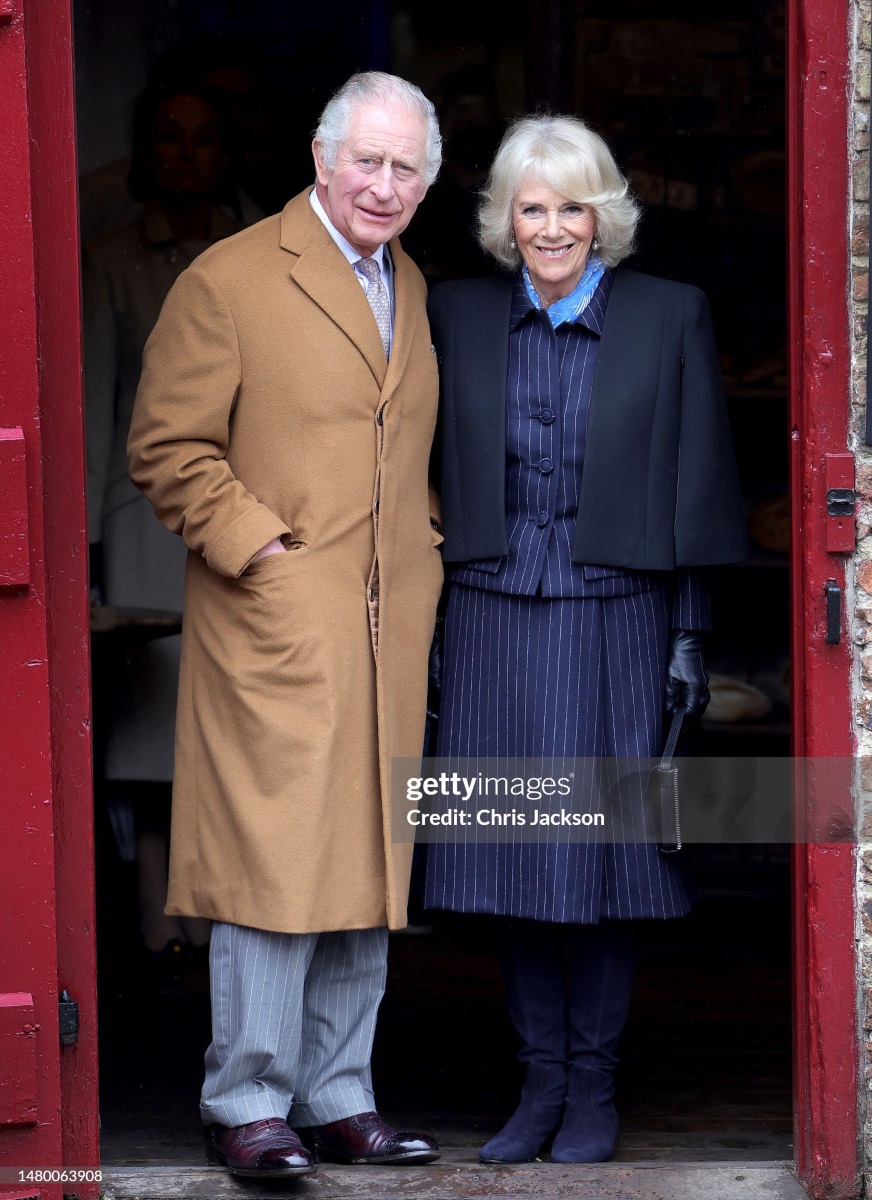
[200,921,389,1128]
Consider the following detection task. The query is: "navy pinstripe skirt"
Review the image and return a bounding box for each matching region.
[422,582,692,923]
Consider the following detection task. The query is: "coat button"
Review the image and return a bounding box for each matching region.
[369,587,377,601]
[376,409,384,426]
[374,498,379,514]
[540,408,555,424]
[539,457,554,474]
[537,511,550,528]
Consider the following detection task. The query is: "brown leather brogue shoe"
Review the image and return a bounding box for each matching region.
[204,1117,316,1177]
[298,1110,440,1165]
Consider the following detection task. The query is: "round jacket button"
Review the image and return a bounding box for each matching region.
[539,458,554,474]
[540,408,555,424]
[537,511,550,528]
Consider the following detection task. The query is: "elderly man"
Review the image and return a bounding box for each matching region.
[128,72,444,1179]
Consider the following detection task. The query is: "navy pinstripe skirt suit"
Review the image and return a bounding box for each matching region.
[422,267,748,925]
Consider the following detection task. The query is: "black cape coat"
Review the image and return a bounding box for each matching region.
[428,268,749,569]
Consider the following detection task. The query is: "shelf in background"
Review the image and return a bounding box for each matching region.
[698,699,791,740]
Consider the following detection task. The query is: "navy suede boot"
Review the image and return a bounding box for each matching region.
[480,1062,568,1163]
[550,1065,619,1163]
[551,921,636,1163]
[480,920,569,1164]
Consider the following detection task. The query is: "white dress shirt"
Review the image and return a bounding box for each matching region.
[309,187,395,352]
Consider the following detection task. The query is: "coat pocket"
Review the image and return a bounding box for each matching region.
[582,563,624,581]
[457,556,506,576]
[238,542,310,580]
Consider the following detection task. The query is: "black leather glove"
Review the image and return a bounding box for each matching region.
[664,629,710,719]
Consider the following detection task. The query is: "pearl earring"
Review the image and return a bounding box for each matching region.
[510,237,516,249]
[592,238,599,250]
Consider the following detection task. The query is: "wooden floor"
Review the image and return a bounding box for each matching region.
[98,849,792,1171]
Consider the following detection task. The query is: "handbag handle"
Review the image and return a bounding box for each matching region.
[660,706,687,769]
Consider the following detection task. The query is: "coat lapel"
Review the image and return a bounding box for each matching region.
[455,274,513,478]
[280,192,387,388]
[444,275,514,555]
[584,268,652,475]
[573,268,660,562]
[379,239,418,405]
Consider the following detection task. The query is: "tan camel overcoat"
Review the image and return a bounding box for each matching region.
[128,190,443,933]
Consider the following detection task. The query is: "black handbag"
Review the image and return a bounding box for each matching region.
[647,707,687,853]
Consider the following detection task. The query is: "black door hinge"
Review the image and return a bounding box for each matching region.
[58,989,79,1046]
[827,488,855,517]
[825,579,842,645]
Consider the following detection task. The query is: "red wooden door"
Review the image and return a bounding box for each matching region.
[0,2,98,1198]
[789,0,861,1197]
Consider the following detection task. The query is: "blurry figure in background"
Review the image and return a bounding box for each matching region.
[84,79,247,968]
[403,65,504,284]
[157,33,284,214]
[79,34,267,241]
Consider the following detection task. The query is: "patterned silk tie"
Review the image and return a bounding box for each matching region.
[356,257,391,359]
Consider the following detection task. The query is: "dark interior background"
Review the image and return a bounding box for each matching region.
[78,0,792,1163]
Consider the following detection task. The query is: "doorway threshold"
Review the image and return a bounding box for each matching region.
[100,1158,806,1199]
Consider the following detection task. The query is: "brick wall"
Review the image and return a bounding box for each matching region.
[852,0,872,1178]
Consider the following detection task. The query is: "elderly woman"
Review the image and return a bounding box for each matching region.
[423,115,748,1164]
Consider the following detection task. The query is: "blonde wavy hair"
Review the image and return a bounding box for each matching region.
[478,114,640,270]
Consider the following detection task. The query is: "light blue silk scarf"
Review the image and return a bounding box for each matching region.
[522,254,606,327]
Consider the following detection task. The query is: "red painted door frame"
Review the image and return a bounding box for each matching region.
[26,0,100,1184]
[0,1,98,1197]
[788,0,860,1196]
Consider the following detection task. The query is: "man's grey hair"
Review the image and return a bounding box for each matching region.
[314,71,442,187]
[478,114,640,270]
